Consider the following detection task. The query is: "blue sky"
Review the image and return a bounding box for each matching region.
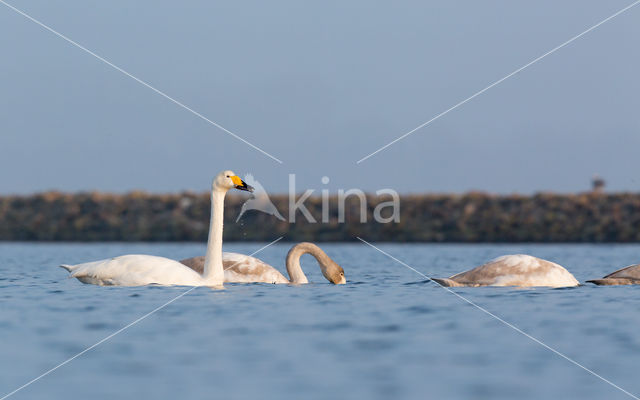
[1,0,638,194]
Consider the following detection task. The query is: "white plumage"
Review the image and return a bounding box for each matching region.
[59,170,254,287]
[61,255,206,286]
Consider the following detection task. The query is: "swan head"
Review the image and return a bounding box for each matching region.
[320,260,346,285]
[213,170,254,193]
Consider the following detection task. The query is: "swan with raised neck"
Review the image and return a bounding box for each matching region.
[60,170,253,286]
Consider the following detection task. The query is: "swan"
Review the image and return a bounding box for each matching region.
[432,254,579,288]
[59,170,253,286]
[587,264,640,285]
[179,242,346,284]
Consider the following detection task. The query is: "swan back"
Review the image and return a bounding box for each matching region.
[63,255,205,286]
[180,254,289,284]
[587,264,640,285]
[223,252,289,283]
[602,264,640,279]
[435,254,579,288]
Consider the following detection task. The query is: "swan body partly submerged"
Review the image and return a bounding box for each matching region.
[587,264,640,286]
[433,254,579,288]
[61,255,207,286]
[180,242,346,284]
[181,253,288,284]
[60,170,253,287]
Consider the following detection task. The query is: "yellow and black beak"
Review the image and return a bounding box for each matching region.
[231,175,254,192]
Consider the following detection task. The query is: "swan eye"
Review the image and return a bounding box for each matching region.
[226,175,230,178]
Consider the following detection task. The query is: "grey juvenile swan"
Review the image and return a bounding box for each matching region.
[180,242,346,284]
[587,264,640,286]
[432,254,579,288]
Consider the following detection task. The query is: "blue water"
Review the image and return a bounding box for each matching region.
[1,242,640,400]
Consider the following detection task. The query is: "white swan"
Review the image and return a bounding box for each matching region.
[179,242,346,284]
[433,254,579,288]
[587,264,640,286]
[59,171,253,287]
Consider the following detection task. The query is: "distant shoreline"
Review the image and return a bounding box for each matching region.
[1,191,639,242]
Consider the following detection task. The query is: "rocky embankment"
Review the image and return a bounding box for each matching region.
[0,191,638,242]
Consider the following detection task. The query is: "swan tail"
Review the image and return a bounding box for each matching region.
[431,277,464,287]
[59,264,76,273]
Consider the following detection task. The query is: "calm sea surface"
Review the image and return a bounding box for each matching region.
[1,242,639,400]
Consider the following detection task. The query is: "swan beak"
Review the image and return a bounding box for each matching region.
[232,176,254,192]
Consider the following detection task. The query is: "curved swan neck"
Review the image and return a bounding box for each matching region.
[285,242,334,284]
[203,188,226,285]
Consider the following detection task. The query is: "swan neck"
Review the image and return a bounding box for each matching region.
[203,189,225,284]
[285,247,308,284]
[285,243,333,284]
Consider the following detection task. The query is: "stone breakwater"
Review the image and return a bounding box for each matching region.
[1,191,639,242]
